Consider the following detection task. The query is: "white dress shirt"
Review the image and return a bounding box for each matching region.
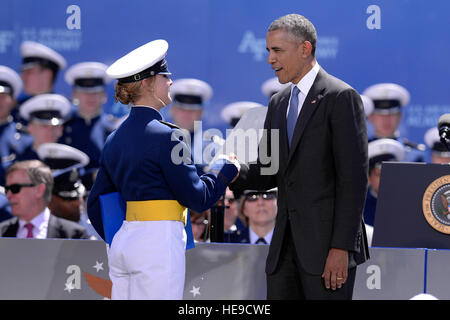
[286,61,321,119]
[17,208,50,239]
[249,227,274,245]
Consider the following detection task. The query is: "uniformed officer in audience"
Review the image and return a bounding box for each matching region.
[0,66,32,185]
[15,93,70,162]
[169,78,213,174]
[36,142,100,239]
[261,76,289,99]
[221,101,265,128]
[363,83,425,162]
[60,61,115,190]
[226,188,277,245]
[363,138,405,227]
[424,127,450,164]
[14,41,67,130]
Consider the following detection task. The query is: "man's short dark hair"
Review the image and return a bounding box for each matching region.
[268,13,317,57]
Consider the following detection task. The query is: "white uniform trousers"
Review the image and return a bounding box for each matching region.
[108,220,186,299]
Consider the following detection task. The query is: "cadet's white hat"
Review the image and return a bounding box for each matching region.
[424,127,450,157]
[362,83,410,114]
[20,41,67,72]
[360,94,374,117]
[37,143,89,199]
[221,101,265,127]
[65,62,111,92]
[368,138,405,170]
[106,39,171,83]
[37,142,89,169]
[0,65,23,98]
[20,93,71,125]
[261,77,290,98]
[170,78,213,110]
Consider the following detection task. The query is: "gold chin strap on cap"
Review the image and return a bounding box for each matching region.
[126,200,187,226]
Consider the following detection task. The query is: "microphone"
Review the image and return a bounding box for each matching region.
[438,114,450,151]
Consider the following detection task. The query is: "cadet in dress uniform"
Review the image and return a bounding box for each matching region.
[261,76,289,99]
[87,39,239,300]
[15,41,67,129]
[36,142,100,239]
[169,78,213,174]
[221,101,265,128]
[363,138,405,227]
[0,66,31,185]
[424,127,450,164]
[363,83,425,162]
[15,94,71,162]
[60,62,115,190]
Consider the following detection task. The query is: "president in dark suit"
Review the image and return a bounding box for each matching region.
[231,14,369,299]
[0,160,88,239]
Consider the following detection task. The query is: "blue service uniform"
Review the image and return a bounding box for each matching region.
[0,121,32,185]
[368,135,425,162]
[59,110,115,189]
[87,106,237,299]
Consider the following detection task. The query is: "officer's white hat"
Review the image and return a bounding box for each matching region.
[221,101,265,127]
[0,65,23,99]
[362,83,410,114]
[65,62,111,92]
[20,41,67,72]
[106,39,171,83]
[170,78,213,110]
[261,77,290,98]
[360,94,374,117]
[368,138,405,170]
[37,143,89,199]
[20,93,71,125]
[424,127,450,157]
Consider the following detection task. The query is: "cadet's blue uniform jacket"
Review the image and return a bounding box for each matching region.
[87,106,237,241]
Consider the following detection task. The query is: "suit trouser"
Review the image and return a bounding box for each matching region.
[108,220,186,300]
[266,223,356,300]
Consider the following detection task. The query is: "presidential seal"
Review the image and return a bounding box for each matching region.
[422,175,450,234]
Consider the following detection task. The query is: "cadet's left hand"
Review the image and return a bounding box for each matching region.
[321,248,348,290]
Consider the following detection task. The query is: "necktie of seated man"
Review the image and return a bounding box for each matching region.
[287,86,300,147]
[256,237,267,244]
[24,223,33,238]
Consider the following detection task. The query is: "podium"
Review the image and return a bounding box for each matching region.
[372,162,450,249]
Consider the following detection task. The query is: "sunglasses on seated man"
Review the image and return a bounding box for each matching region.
[245,191,277,202]
[5,183,37,194]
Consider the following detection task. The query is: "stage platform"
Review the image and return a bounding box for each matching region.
[0,239,446,300]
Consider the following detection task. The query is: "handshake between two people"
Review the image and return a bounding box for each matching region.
[215,152,241,184]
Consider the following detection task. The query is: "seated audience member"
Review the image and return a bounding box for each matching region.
[261,76,289,99]
[362,82,425,162]
[227,188,277,245]
[220,101,265,128]
[15,94,70,162]
[0,66,32,185]
[36,142,100,239]
[221,187,245,233]
[363,138,405,227]
[0,160,89,239]
[14,41,67,131]
[424,127,450,164]
[61,61,115,190]
[190,209,209,243]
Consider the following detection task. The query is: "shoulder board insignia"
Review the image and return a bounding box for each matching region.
[158,120,180,129]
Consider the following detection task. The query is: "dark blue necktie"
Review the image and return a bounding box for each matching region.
[287,86,300,146]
